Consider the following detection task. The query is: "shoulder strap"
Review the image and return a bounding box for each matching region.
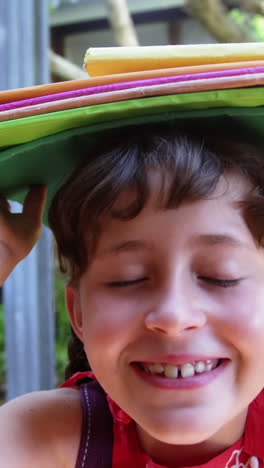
[75,380,113,468]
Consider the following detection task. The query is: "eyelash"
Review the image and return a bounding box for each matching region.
[108,278,147,288]
[198,277,240,288]
[108,277,240,289]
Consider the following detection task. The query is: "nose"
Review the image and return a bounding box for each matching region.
[144,281,207,337]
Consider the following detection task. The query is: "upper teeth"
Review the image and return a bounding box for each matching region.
[144,359,218,379]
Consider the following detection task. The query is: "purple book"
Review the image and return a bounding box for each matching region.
[1,66,264,112]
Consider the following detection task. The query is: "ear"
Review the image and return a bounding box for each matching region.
[65,284,84,341]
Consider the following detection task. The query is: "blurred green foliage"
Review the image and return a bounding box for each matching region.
[251,15,264,41]
[0,274,71,391]
[54,272,71,385]
[230,9,264,41]
[48,0,61,13]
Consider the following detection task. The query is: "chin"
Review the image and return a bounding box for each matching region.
[137,412,226,446]
[147,427,216,446]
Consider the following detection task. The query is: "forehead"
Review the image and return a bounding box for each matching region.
[96,172,255,251]
[113,168,251,208]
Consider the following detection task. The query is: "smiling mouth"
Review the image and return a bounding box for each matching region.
[134,359,222,379]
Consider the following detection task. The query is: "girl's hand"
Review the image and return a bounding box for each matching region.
[0,186,47,285]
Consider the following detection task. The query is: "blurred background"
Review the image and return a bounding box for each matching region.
[0,0,263,403]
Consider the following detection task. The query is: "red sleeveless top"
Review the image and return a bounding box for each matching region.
[61,372,264,468]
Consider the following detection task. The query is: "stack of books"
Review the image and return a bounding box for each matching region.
[0,42,263,221]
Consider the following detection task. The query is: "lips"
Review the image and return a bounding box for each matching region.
[131,358,229,390]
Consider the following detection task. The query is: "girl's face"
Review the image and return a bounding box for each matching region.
[67,172,264,457]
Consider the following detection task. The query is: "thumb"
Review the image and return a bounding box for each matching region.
[22,186,47,225]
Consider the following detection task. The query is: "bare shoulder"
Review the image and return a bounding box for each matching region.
[0,387,82,468]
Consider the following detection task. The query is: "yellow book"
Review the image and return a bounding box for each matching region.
[84,43,264,77]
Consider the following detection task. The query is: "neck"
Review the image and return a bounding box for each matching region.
[135,410,247,468]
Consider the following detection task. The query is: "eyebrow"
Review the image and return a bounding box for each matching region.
[96,240,152,258]
[193,233,244,248]
[96,233,243,259]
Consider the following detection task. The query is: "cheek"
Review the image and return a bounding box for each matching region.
[214,286,264,353]
[80,291,142,348]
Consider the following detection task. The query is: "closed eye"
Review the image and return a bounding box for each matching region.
[108,278,148,288]
[199,277,241,288]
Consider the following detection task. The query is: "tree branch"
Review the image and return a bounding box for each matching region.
[103,0,139,46]
[185,0,254,42]
[49,50,87,81]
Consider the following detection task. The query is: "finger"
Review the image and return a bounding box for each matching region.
[22,186,47,224]
[0,198,11,212]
